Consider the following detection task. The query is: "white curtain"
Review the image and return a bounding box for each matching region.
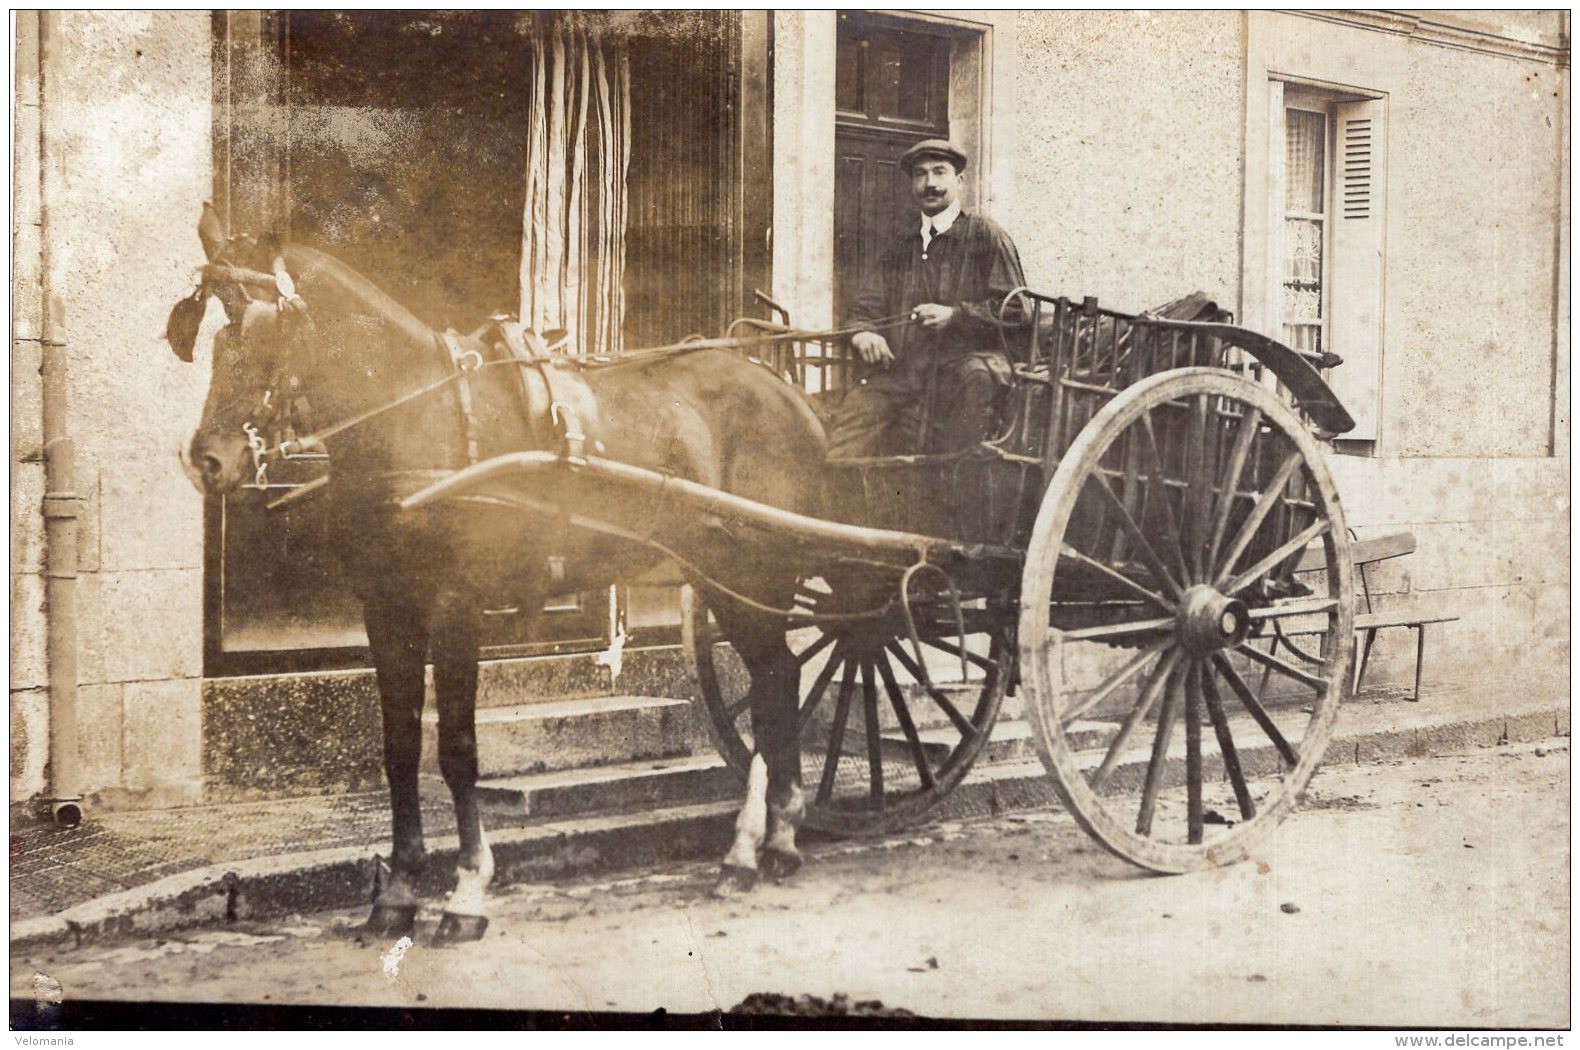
[520,15,631,356]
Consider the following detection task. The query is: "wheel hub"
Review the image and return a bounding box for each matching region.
[1177,584,1250,654]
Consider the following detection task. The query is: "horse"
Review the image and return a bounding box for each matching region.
[171,207,824,942]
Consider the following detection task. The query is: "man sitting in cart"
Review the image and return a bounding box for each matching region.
[827,138,1028,458]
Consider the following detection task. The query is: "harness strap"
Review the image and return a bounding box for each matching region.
[440,330,483,466]
[267,319,918,462]
[532,357,587,466]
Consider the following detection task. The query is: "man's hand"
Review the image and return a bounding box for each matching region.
[851,331,894,366]
[912,303,955,330]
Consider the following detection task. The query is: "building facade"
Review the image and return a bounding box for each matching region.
[11,10,1569,811]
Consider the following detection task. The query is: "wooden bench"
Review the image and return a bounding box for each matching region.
[1264,531,1458,702]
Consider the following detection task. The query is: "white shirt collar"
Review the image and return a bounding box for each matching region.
[921,201,962,243]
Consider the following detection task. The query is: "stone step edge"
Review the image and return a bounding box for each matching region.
[468,755,737,818]
[14,703,1567,953]
[421,694,691,726]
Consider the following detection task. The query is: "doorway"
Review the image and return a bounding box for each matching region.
[832,13,955,324]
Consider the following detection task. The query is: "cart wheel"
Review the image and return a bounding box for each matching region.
[684,582,1011,836]
[1018,368,1354,873]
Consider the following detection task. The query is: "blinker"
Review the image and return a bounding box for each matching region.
[165,286,207,363]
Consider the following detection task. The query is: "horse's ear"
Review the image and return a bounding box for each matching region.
[198,202,227,262]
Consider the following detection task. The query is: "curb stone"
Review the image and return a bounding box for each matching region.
[12,701,1567,953]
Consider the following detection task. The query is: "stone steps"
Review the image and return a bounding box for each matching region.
[466,645,697,710]
[471,753,737,819]
[453,717,1117,823]
[421,694,711,778]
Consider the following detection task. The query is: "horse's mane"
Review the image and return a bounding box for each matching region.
[280,243,438,350]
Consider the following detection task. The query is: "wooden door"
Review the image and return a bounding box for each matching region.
[832,15,952,324]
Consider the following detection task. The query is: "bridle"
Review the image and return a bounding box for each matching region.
[197,253,319,488]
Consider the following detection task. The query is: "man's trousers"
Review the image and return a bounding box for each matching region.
[825,351,1011,458]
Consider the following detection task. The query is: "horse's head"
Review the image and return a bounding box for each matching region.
[168,206,319,494]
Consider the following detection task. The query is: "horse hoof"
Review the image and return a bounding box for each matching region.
[761,848,803,883]
[365,904,418,938]
[432,912,490,945]
[712,864,759,898]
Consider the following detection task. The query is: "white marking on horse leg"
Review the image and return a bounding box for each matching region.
[445,827,494,918]
[765,780,807,856]
[722,754,768,871]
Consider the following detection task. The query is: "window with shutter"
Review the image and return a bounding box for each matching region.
[1328,98,1387,440]
[1267,84,1387,443]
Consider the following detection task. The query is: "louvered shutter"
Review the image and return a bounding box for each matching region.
[1327,98,1387,439]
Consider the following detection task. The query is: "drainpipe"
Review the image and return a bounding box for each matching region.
[35,11,84,827]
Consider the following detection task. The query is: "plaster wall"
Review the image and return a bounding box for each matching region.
[998,11,1567,690]
[1006,10,1246,312]
[1385,33,1565,458]
[11,11,213,806]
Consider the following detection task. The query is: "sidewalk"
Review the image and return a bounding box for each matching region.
[10,678,1567,951]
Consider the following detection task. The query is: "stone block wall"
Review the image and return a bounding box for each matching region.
[11,11,213,808]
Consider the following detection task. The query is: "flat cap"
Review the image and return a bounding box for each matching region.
[898,138,967,174]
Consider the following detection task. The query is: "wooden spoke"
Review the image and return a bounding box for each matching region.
[1087,471,1184,599]
[1201,659,1256,820]
[793,581,834,614]
[794,629,839,667]
[815,660,859,806]
[690,587,1008,838]
[1109,434,1146,568]
[917,635,998,675]
[1220,519,1331,597]
[1208,406,1263,574]
[884,641,979,739]
[1060,615,1176,642]
[796,639,849,734]
[1184,659,1204,844]
[1058,541,1176,612]
[861,658,884,805]
[1236,640,1328,693]
[1060,637,1171,725]
[1139,412,1194,586]
[1211,653,1300,767]
[1245,597,1339,620]
[876,651,937,790]
[1136,658,1186,837]
[1213,450,1303,586]
[1184,394,1213,582]
[1091,647,1181,792]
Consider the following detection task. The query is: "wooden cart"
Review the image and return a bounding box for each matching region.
[409,290,1358,874]
[687,290,1357,873]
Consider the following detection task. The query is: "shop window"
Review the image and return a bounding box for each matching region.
[208,11,765,671]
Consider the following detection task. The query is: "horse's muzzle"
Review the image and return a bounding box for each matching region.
[185,431,250,494]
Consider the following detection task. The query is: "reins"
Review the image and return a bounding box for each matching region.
[262,313,920,461]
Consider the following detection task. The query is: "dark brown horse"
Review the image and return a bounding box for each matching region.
[173,210,823,941]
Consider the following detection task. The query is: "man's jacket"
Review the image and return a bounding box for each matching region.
[845,209,1027,378]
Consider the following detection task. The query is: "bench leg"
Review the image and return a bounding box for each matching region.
[1354,627,1379,695]
[1410,625,1427,703]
